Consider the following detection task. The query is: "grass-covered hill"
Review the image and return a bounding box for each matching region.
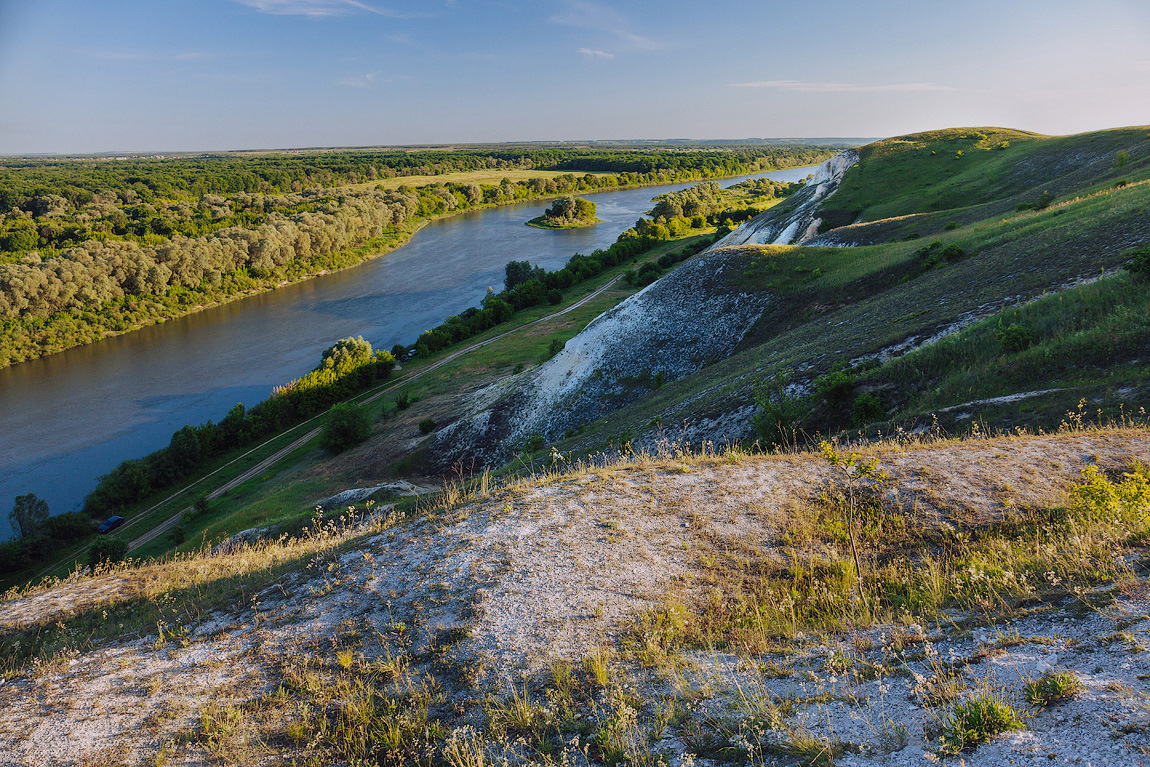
[814,125,1148,241]
[528,125,1150,460]
[1,126,1149,766]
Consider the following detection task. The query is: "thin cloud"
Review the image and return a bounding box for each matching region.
[576,48,614,59]
[550,0,661,51]
[729,79,957,93]
[93,50,210,62]
[338,72,407,87]
[234,0,408,18]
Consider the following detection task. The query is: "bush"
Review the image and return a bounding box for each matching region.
[418,418,436,435]
[815,367,856,407]
[547,338,565,358]
[852,393,884,425]
[995,324,1035,353]
[395,392,413,410]
[320,403,373,453]
[1124,245,1150,280]
[753,374,807,448]
[45,512,93,542]
[546,288,562,305]
[88,537,129,569]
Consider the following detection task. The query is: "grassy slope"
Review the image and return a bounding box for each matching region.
[542,126,1150,456]
[33,126,1149,574]
[114,233,720,561]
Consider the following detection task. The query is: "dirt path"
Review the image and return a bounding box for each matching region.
[77,276,625,563]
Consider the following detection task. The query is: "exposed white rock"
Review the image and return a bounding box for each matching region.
[437,250,772,464]
[719,148,860,247]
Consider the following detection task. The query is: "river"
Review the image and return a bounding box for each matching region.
[0,165,816,538]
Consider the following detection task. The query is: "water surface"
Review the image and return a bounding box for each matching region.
[0,165,816,537]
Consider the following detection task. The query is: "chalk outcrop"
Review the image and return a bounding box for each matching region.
[435,249,771,465]
[720,148,860,247]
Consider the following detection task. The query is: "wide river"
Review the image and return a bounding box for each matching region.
[0,165,816,538]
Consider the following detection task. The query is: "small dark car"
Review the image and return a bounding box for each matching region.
[97,515,125,534]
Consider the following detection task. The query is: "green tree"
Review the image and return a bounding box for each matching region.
[320,402,373,453]
[819,441,887,610]
[1125,245,1150,280]
[10,493,49,538]
[753,374,806,449]
[321,336,372,370]
[88,536,129,569]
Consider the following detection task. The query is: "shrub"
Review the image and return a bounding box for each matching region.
[89,536,129,569]
[547,338,564,358]
[524,434,545,452]
[320,403,373,453]
[188,494,210,520]
[546,288,562,305]
[815,366,856,407]
[44,512,92,542]
[941,695,1024,753]
[1115,149,1130,168]
[1124,245,1150,280]
[941,243,966,262]
[753,373,807,448]
[852,392,884,425]
[395,392,413,410]
[418,418,436,435]
[995,324,1036,353]
[1025,671,1082,707]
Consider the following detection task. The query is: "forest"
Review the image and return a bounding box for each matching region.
[0,143,844,366]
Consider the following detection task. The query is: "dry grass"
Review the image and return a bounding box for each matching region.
[0,422,1148,765]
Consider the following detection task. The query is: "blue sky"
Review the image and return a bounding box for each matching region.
[0,0,1147,153]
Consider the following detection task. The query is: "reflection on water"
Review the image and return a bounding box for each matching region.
[0,165,816,537]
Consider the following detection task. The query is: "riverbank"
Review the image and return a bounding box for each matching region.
[0,162,826,540]
[0,159,836,370]
[1,229,715,588]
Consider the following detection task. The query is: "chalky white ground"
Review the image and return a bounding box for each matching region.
[0,430,1147,765]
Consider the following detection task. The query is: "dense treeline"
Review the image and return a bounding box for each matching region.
[0,144,843,366]
[0,145,839,206]
[647,177,806,223]
[411,226,723,358]
[82,339,395,519]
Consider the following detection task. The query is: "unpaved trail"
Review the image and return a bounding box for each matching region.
[33,275,627,574]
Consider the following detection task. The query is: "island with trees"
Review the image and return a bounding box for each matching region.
[525,195,600,229]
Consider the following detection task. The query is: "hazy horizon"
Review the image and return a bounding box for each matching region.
[1,0,1147,155]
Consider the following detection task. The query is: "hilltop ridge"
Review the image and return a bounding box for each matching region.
[2,426,1149,765]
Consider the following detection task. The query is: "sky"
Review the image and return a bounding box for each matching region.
[0,0,1148,154]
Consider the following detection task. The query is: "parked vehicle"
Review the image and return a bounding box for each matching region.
[97,515,124,534]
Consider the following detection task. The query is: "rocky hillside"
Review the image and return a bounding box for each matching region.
[0,427,1148,765]
[435,250,774,466]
